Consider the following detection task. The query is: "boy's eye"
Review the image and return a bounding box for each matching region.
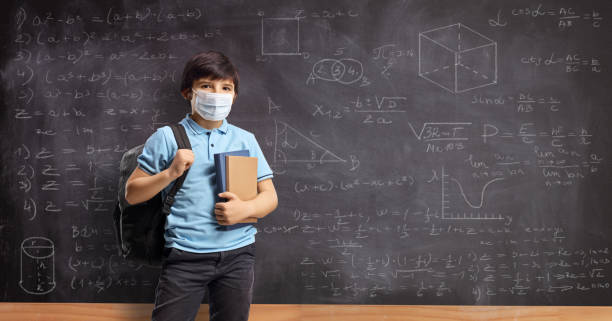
[201,84,211,88]
[224,87,232,91]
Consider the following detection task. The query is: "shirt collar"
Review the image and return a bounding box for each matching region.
[182,113,229,135]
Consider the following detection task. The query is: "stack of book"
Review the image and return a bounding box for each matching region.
[214,150,258,224]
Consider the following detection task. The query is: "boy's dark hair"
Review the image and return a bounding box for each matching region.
[180,50,240,96]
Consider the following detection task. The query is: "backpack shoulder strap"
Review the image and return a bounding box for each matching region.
[162,123,192,215]
[171,123,192,150]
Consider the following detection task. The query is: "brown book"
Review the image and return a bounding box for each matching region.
[226,155,258,223]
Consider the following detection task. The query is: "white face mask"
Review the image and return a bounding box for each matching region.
[191,90,233,121]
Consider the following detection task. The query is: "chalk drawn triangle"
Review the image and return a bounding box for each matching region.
[274,120,346,164]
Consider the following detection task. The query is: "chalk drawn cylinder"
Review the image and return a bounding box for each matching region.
[19,237,56,295]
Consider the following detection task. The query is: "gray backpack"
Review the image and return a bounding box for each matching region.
[112,123,191,267]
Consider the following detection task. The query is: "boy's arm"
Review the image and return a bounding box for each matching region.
[215,178,278,225]
[125,167,176,205]
[249,178,278,219]
[126,148,194,205]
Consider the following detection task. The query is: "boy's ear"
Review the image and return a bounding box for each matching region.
[181,88,192,100]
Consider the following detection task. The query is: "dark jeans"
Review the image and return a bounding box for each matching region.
[151,243,256,321]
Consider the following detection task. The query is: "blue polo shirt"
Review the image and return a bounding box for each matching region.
[136,113,274,253]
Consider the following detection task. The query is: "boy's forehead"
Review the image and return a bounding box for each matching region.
[194,77,234,86]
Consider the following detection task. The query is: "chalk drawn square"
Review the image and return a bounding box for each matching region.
[261,18,300,55]
[419,23,497,93]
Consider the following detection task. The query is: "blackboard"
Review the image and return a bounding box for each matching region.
[1,0,611,305]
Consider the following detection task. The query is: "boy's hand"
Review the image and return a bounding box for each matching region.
[214,192,254,225]
[168,149,194,179]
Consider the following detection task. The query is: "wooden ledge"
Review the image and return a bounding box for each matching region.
[1,303,612,320]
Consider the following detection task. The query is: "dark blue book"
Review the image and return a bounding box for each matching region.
[214,149,250,200]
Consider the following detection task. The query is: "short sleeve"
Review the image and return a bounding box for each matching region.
[137,127,171,175]
[248,134,274,182]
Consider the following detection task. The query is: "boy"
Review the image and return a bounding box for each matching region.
[125,50,278,321]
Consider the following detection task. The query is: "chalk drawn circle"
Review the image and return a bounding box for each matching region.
[330,60,346,80]
[313,58,345,82]
[335,58,364,85]
[312,58,363,84]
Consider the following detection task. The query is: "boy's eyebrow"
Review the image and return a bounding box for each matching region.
[196,80,234,87]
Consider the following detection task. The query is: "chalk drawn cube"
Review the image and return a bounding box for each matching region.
[419,23,497,93]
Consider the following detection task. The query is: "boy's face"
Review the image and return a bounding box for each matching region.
[183,77,236,103]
